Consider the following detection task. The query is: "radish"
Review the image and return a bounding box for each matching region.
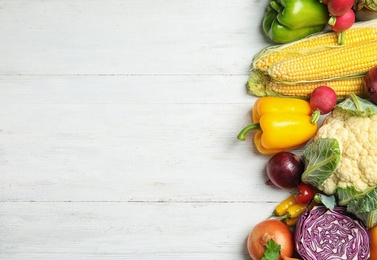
[327,0,354,16]
[328,9,355,32]
[328,9,355,44]
[310,86,337,115]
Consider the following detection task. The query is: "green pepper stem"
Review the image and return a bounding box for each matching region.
[311,110,321,124]
[269,0,283,13]
[237,123,261,141]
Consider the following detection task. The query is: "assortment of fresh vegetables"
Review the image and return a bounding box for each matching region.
[240,3,377,259]
[272,186,316,228]
[250,19,377,98]
[262,0,377,44]
[301,94,377,228]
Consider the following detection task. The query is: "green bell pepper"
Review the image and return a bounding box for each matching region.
[263,0,329,43]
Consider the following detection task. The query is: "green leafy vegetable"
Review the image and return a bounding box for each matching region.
[299,94,377,228]
[301,138,340,187]
[314,193,336,210]
[262,239,281,260]
[346,187,377,228]
[336,186,374,206]
[335,93,377,117]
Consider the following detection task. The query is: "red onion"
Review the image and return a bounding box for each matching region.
[266,152,304,189]
[365,66,377,104]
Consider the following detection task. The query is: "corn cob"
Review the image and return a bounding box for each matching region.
[253,20,377,72]
[267,39,377,83]
[247,70,366,98]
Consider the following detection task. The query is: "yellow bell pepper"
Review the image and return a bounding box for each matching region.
[238,97,318,154]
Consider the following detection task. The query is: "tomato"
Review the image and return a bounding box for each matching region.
[295,183,315,205]
[369,225,377,260]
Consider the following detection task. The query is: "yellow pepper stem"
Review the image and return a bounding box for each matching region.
[311,110,321,124]
[237,123,262,141]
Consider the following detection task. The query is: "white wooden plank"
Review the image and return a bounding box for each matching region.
[0,100,288,202]
[0,201,277,259]
[0,0,269,75]
[0,75,293,203]
[0,75,254,104]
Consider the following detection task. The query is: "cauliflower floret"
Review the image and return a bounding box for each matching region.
[315,110,377,194]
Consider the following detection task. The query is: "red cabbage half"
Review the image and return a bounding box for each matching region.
[295,206,370,260]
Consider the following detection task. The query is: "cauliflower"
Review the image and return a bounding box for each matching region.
[301,94,377,228]
[316,109,377,194]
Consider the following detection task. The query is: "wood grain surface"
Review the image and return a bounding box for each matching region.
[0,0,294,259]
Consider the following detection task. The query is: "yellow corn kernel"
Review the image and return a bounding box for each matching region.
[268,77,366,98]
[267,39,377,82]
[254,27,377,72]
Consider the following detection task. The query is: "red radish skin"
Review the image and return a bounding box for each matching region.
[327,0,354,16]
[247,219,295,260]
[365,66,377,104]
[310,86,337,114]
[329,9,355,32]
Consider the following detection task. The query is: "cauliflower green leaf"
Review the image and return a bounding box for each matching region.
[336,93,377,117]
[336,186,374,206]
[346,186,377,228]
[301,138,340,188]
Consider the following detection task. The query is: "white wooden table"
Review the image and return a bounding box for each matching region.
[0,1,294,259]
